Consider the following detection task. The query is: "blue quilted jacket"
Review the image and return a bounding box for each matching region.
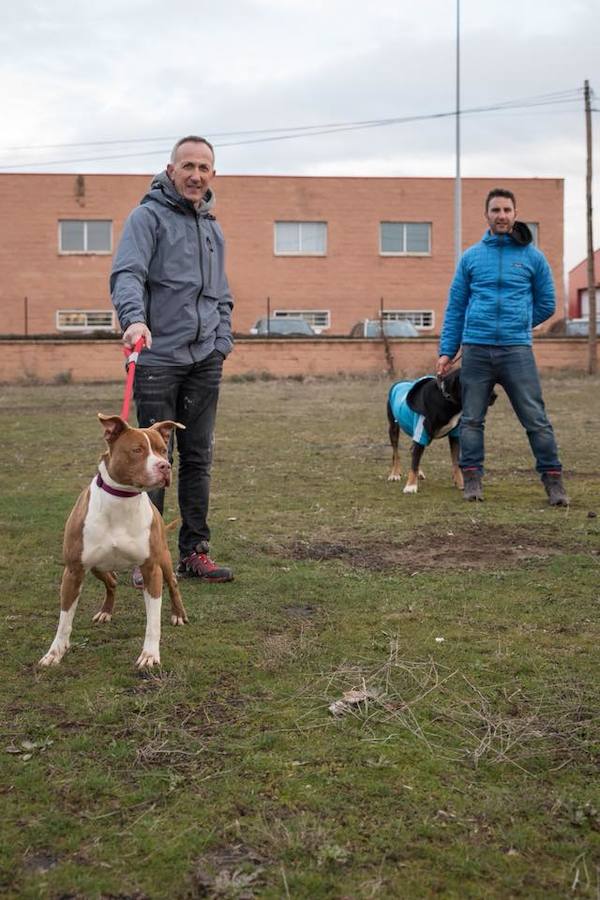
[439,223,555,358]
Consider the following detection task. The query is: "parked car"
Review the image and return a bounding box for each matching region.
[350,319,420,338]
[249,317,316,336]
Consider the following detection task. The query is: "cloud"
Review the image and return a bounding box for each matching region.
[0,0,598,271]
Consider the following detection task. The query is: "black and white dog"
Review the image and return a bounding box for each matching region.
[386,370,496,494]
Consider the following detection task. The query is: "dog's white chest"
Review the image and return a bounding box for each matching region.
[81,488,153,571]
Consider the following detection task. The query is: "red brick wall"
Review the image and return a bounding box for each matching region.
[0,173,564,337]
[0,337,592,385]
[568,248,600,318]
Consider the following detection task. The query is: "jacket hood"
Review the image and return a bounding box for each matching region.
[483,220,533,246]
[141,170,216,216]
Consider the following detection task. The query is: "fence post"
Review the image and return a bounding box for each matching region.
[379,297,395,378]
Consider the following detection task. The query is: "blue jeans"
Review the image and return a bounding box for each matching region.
[460,344,562,476]
[133,350,224,556]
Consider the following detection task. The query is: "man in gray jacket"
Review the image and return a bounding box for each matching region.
[111,135,234,583]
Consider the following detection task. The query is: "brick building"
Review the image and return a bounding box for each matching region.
[568,247,600,319]
[0,173,564,336]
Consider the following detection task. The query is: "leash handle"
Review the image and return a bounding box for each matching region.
[120,336,145,421]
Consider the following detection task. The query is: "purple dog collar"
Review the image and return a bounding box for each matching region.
[96,472,139,499]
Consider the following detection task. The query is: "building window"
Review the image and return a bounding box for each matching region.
[274,221,327,255]
[56,310,116,332]
[59,220,112,254]
[380,222,431,255]
[383,309,434,330]
[274,309,330,332]
[525,222,539,246]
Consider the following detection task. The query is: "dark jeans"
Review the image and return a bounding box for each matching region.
[460,344,562,476]
[133,350,224,556]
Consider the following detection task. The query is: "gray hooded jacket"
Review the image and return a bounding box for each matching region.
[110,172,234,366]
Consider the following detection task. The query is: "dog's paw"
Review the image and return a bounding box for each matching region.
[387,473,402,482]
[38,646,66,667]
[171,614,188,626]
[136,650,161,669]
[418,469,426,481]
[403,484,418,494]
[92,611,112,624]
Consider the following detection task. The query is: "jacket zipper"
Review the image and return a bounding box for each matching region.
[191,213,204,360]
[496,238,503,344]
[207,234,214,278]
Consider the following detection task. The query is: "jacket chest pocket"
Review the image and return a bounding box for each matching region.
[198,227,219,298]
[507,263,531,288]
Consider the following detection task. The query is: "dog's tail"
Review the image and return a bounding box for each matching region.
[164,518,180,533]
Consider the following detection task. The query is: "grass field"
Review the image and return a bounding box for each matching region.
[1,371,599,899]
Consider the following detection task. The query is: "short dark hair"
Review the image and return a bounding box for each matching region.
[485,188,516,211]
[170,135,215,164]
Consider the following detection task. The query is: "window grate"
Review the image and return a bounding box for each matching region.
[56,309,115,331]
[274,309,330,331]
[382,309,434,329]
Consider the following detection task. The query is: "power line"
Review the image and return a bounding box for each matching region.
[2,87,583,154]
[0,89,585,171]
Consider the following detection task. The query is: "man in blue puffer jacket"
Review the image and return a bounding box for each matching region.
[436,188,568,506]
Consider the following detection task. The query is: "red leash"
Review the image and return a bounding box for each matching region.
[120,337,145,421]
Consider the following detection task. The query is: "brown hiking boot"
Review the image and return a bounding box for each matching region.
[542,472,569,507]
[463,469,483,502]
[176,542,234,582]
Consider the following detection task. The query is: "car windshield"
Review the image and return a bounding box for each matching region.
[365,320,419,337]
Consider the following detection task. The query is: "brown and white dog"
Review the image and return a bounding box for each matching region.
[39,414,188,670]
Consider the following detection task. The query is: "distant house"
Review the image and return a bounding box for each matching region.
[568,247,600,319]
[0,173,564,337]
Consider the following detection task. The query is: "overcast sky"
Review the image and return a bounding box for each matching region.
[1,0,598,277]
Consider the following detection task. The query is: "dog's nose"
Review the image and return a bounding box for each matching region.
[156,459,171,474]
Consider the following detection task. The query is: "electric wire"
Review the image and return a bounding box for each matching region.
[0,88,588,171]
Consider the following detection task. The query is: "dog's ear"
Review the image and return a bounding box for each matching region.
[437,370,461,403]
[488,390,498,407]
[150,420,186,444]
[97,414,130,444]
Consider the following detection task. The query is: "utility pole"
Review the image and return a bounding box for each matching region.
[454,0,461,267]
[584,79,597,374]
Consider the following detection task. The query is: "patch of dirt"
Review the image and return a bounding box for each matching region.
[288,524,569,572]
[282,604,318,617]
[190,843,266,898]
[22,851,59,874]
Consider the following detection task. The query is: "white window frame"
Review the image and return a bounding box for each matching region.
[273,309,330,332]
[58,220,113,254]
[56,309,116,332]
[274,221,327,256]
[525,222,539,246]
[379,222,432,256]
[382,309,435,330]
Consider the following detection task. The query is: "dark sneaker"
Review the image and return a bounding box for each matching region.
[463,469,483,502]
[132,566,144,589]
[542,472,570,507]
[176,543,234,582]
